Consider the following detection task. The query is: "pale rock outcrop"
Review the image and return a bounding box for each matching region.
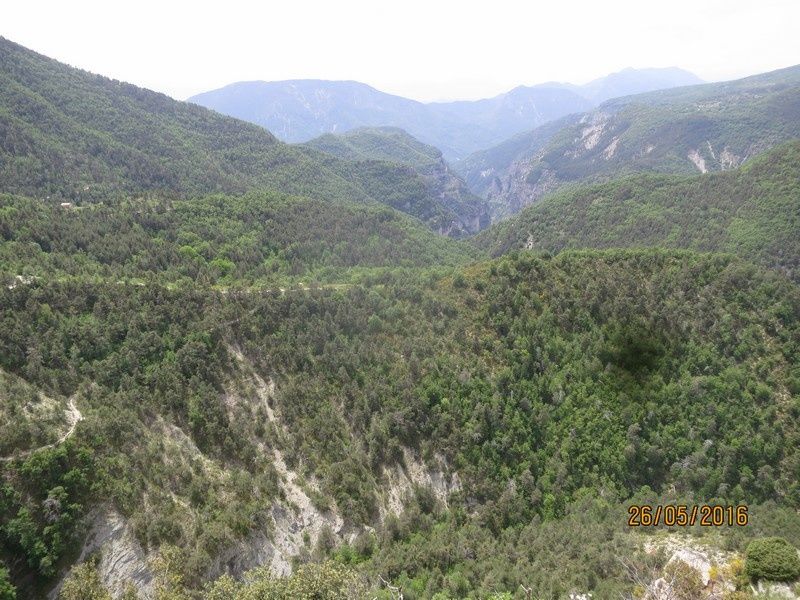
[688,149,708,173]
[379,448,461,520]
[49,508,154,599]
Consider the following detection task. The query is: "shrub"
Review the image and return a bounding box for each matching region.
[744,537,800,582]
[58,559,111,600]
[665,560,704,600]
[0,565,15,600]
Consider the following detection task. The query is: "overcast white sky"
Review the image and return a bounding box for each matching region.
[3,0,799,102]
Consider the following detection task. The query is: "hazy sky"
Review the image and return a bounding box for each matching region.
[3,0,799,102]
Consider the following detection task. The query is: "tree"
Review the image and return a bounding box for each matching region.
[0,564,16,600]
[745,538,800,582]
[58,559,112,600]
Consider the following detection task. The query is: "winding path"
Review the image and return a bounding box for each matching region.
[0,396,83,462]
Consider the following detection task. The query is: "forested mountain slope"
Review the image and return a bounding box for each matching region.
[188,79,592,160]
[459,64,800,218]
[0,37,485,234]
[474,141,800,282]
[304,127,443,167]
[305,127,490,233]
[0,190,476,285]
[189,69,702,162]
[1,246,799,598]
[1,35,799,600]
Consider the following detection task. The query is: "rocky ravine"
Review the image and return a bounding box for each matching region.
[52,347,462,598]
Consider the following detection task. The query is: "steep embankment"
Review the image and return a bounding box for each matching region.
[304,127,490,234]
[458,64,800,218]
[474,140,800,281]
[0,37,481,233]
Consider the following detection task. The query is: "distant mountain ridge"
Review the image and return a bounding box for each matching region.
[0,36,486,235]
[571,66,704,104]
[188,68,702,160]
[457,64,800,219]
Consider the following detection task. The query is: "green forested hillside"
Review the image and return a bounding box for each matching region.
[460,65,800,218]
[0,37,485,234]
[1,248,799,598]
[305,128,489,234]
[1,35,799,600]
[304,127,443,167]
[0,191,475,285]
[475,141,800,281]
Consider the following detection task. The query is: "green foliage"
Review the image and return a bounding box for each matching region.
[369,493,636,598]
[476,141,800,281]
[0,191,476,286]
[0,37,484,233]
[203,561,367,599]
[59,558,112,600]
[0,369,68,456]
[0,564,15,600]
[1,248,798,595]
[304,127,443,168]
[744,538,800,582]
[1,31,799,600]
[1,446,91,577]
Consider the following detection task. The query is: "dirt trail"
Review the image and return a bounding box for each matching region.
[0,396,83,462]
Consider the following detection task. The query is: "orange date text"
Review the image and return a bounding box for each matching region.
[627,504,748,527]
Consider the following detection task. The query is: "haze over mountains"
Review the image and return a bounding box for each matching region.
[457,64,800,218]
[0,36,485,236]
[1,32,800,600]
[188,67,702,160]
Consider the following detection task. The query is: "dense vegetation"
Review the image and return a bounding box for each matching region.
[1,247,799,597]
[0,34,799,600]
[459,64,800,217]
[0,369,69,457]
[475,141,800,282]
[305,128,489,235]
[0,37,486,234]
[0,190,475,285]
[744,538,800,582]
[304,127,444,168]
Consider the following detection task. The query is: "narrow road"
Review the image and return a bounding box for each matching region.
[0,396,83,462]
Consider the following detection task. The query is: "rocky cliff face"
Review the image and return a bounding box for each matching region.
[459,65,800,220]
[50,350,462,598]
[48,509,154,599]
[419,157,491,236]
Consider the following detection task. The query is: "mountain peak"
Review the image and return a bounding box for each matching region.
[579,66,704,103]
